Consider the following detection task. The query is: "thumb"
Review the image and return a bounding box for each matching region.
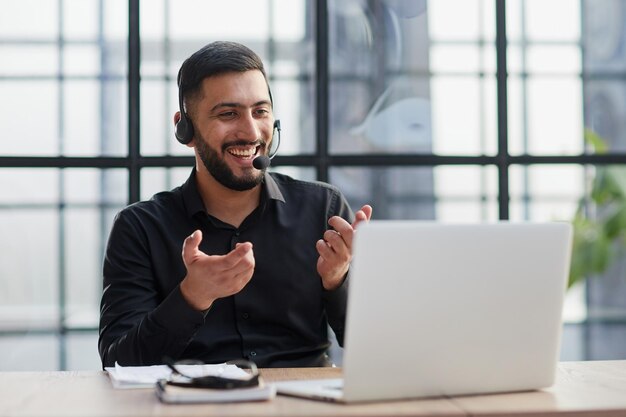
[182,230,203,266]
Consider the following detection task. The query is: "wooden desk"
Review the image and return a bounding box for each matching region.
[0,361,625,417]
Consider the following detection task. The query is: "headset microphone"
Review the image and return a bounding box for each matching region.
[252,155,270,170]
[252,119,281,170]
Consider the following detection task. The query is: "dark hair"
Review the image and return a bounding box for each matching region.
[177,41,270,112]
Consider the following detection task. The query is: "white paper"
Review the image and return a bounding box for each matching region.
[105,362,248,389]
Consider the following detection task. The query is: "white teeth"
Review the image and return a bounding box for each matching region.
[228,147,257,158]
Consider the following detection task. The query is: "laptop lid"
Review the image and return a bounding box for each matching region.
[338,221,572,402]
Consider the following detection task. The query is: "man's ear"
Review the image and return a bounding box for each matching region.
[173,111,182,125]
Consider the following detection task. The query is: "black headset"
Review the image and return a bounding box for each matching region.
[174,69,197,144]
[174,91,195,145]
[174,73,281,161]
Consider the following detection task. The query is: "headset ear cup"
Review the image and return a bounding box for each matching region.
[175,117,194,144]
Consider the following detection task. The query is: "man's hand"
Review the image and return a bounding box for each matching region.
[179,230,255,311]
[316,205,373,290]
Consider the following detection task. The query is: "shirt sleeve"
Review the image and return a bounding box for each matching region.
[98,209,204,368]
[322,189,355,347]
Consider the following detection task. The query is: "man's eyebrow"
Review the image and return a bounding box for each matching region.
[210,100,271,112]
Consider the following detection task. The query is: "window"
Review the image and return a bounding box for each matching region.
[1,0,625,370]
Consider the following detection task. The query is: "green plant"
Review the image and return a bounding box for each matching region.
[569,129,626,288]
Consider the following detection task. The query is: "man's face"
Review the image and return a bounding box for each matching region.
[189,70,274,191]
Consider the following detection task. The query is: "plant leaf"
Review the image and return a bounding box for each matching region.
[584,128,608,154]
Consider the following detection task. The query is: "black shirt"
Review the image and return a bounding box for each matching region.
[98,169,353,368]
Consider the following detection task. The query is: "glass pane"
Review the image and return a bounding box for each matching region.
[431,75,497,155]
[168,0,270,40]
[102,80,129,156]
[101,57,128,92]
[104,0,128,41]
[508,46,582,75]
[63,169,127,329]
[428,0,486,40]
[272,0,307,41]
[329,0,431,155]
[430,45,496,74]
[330,166,498,222]
[560,323,584,361]
[0,0,127,158]
[140,167,193,200]
[0,0,58,40]
[0,168,59,204]
[526,46,581,74]
[509,165,583,221]
[0,81,59,156]
[506,0,522,41]
[141,80,170,155]
[508,0,581,42]
[140,0,165,40]
[140,80,191,156]
[273,79,315,155]
[329,1,496,156]
[582,0,625,72]
[66,332,102,370]
[509,76,583,155]
[0,209,59,330]
[64,169,127,205]
[97,0,129,154]
[64,45,101,77]
[582,1,626,155]
[64,208,104,329]
[0,335,59,371]
[584,80,626,151]
[508,165,588,328]
[525,0,580,41]
[63,0,99,40]
[569,164,626,323]
[0,46,58,76]
[63,80,100,156]
[587,323,626,360]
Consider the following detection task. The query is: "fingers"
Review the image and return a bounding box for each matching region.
[326,217,355,251]
[220,242,254,270]
[221,243,255,281]
[182,230,253,270]
[180,232,255,311]
[316,236,349,263]
[182,230,203,266]
[352,204,373,228]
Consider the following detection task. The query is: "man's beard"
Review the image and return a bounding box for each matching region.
[195,133,265,191]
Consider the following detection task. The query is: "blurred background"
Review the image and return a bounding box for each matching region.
[1,0,626,370]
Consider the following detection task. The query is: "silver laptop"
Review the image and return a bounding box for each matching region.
[275,221,573,403]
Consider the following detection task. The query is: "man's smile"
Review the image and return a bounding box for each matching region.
[226,144,261,160]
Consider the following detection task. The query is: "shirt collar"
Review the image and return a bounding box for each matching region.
[263,171,286,203]
[181,168,285,218]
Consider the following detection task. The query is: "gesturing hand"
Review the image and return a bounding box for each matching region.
[316,205,373,290]
[179,230,255,311]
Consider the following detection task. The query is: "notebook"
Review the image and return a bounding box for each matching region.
[275,221,573,403]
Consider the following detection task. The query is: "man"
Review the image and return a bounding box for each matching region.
[98,41,372,368]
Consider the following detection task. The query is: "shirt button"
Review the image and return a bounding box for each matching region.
[250,351,257,357]
[234,231,240,237]
[242,312,249,319]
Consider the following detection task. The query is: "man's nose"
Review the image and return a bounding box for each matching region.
[237,113,261,140]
